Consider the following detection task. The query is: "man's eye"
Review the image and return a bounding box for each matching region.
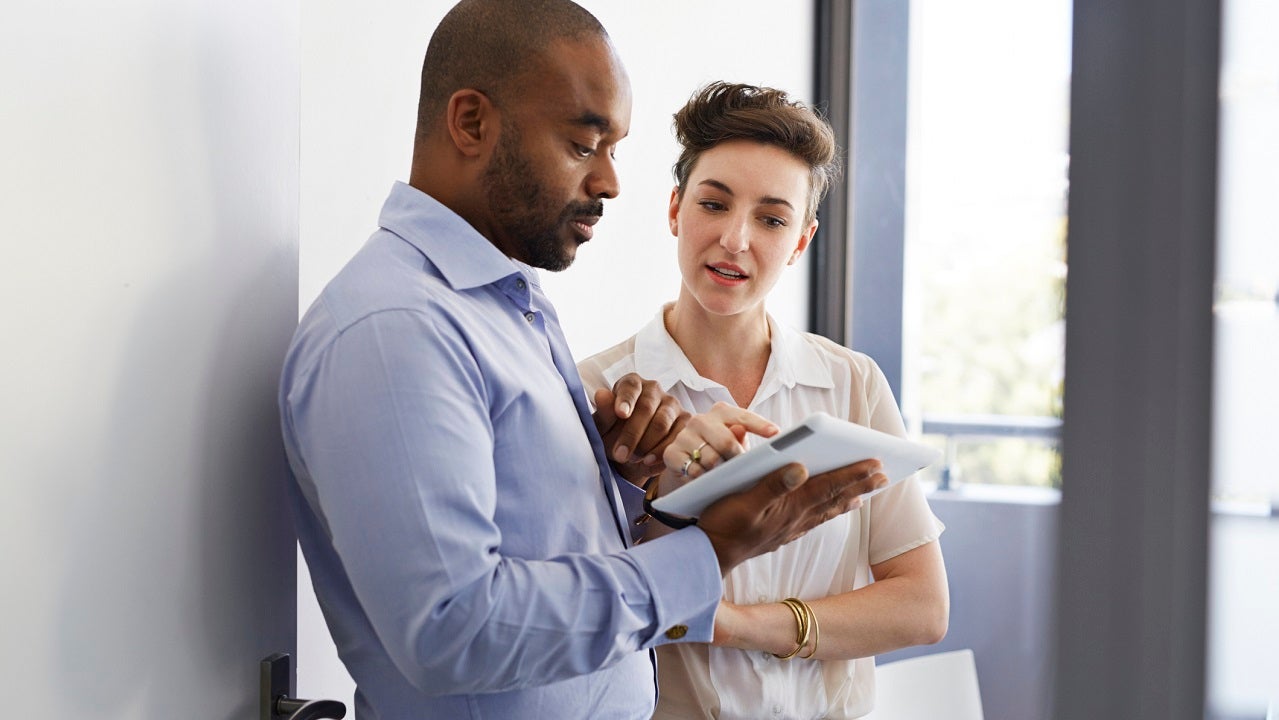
[574,143,595,158]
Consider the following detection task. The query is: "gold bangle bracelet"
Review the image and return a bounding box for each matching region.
[789,598,812,657]
[799,601,820,659]
[772,597,812,660]
[772,600,804,659]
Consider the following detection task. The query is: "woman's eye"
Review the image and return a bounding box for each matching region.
[698,200,726,212]
[761,216,786,228]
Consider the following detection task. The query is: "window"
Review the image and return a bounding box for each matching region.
[816,0,1071,489]
[818,6,1070,717]
[1207,0,1279,715]
[905,0,1070,489]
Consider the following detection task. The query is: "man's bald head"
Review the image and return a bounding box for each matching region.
[415,0,608,141]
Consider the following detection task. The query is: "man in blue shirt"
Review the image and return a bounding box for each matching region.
[278,1,884,717]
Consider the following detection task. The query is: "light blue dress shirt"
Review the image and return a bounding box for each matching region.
[279,182,721,719]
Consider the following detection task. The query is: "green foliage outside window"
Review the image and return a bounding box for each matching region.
[916,218,1067,488]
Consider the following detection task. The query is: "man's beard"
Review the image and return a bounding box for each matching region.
[481,129,603,272]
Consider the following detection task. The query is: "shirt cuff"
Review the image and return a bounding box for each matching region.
[626,527,722,647]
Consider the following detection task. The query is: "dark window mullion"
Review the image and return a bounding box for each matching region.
[812,0,910,409]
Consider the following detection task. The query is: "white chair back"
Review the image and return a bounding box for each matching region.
[866,649,984,720]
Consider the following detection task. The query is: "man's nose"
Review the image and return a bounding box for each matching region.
[586,154,620,200]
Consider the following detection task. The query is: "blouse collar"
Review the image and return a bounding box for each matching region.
[604,304,836,401]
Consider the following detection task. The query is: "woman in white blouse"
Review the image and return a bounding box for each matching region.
[578,82,950,720]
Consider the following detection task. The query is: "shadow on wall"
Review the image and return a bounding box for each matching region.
[52,259,297,720]
[49,3,299,718]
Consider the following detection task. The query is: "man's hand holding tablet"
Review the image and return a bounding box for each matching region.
[648,406,941,575]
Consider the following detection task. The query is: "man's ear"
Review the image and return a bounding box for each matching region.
[789,219,818,265]
[445,88,497,159]
[667,186,681,237]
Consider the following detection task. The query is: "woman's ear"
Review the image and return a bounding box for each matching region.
[667,186,682,237]
[789,219,818,265]
[445,88,497,159]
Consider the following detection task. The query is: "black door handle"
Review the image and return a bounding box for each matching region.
[260,652,347,720]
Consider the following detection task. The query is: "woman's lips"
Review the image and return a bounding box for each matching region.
[706,263,749,286]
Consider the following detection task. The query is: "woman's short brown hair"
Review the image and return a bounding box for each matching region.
[672,82,840,224]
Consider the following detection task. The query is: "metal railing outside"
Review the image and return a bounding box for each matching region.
[918,413,1276,517]
[919,413,1062,491]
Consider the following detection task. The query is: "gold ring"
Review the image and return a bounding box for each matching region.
[691,441,708,464]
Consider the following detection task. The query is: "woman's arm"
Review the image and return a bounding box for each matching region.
[711,539,949,660]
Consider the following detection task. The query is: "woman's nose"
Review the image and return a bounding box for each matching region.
[720,220,750,254]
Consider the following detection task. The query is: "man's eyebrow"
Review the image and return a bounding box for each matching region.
[572,112,612,133]
[697,179,796,210]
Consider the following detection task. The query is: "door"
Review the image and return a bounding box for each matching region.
[0,1,300,717]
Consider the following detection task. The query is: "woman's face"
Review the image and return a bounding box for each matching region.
[670,139,818,319]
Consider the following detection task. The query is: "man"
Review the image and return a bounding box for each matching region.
[278,1,885,717]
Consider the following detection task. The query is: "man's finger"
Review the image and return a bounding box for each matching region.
[612,413,655,463]
[800,467,887,518]
[611,373,645,419]
[636,411,687,469]
[611,376,676,462]
[814,460,885,494]
[754,462,808,499]
[593,387,619,435]
[631,399,684,457]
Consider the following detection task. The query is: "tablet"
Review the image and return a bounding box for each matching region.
[650,411,941,518]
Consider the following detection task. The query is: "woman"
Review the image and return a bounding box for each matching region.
[579,82,949,719]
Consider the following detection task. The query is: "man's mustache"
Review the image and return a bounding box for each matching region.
[564,200,604,219]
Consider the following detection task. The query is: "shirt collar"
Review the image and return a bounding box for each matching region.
[610,304,836,395]
[766,316,837,392]
[377,181,539,291]
[625,307,713,392]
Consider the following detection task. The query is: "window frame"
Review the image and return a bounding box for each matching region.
[813,0,1219,716]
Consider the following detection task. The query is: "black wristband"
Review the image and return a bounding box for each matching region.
[642,476,699,529]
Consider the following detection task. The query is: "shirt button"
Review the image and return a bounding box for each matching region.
[516,278,526,290]
[664,625,688,640]
[524,312,535,324]
[772,704,783,715]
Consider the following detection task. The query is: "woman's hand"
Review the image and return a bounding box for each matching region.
[661,402,780,479]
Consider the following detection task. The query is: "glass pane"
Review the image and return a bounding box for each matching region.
[904,0,1071,488]
[877,6,1070,720]
[1207,0,1279,717]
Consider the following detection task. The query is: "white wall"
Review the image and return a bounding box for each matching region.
[0,1,300,718]
[297,0,815,705]
[541,1,815,357]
